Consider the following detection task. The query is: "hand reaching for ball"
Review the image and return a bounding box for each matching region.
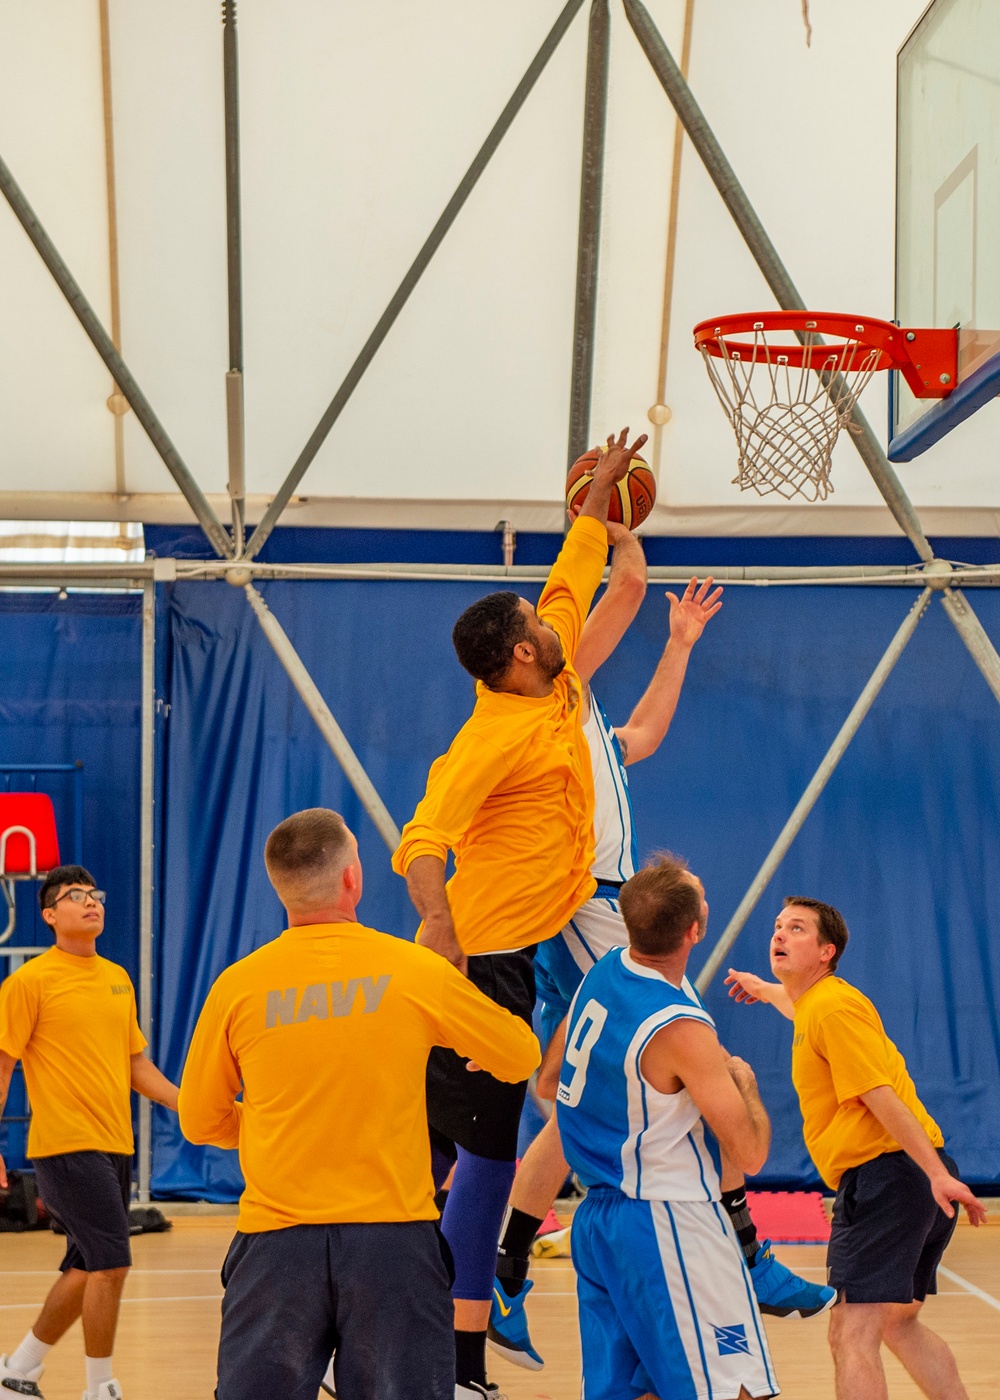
[593,428,649,486]
[566,429,655,531]
[667,577,724,648]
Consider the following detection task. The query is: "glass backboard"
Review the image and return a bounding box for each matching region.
[891,0,1000,460]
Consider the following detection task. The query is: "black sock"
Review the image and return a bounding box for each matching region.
[455,1328,487,1389]
[434,1186,450,1216]
[496,1206,543,1296]
[721,1186,760,1267]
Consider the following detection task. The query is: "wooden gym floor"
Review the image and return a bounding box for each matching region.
[2,1214,998,1398]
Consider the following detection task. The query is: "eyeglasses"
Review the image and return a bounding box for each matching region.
[49,888,106,908]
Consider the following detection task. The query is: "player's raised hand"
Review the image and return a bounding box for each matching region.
[594,428,649,485]
[725,969,767,1004]
[667,576,723,648]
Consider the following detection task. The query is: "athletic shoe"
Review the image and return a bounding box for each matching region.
[456,1385,507,1399]
[0,1354,45,1398]
[531,1223,571,1258]
[487,1277,543,1371]
[82,1383,122,1400]
[535,1206,563,1236]
[750,1240,836,1318]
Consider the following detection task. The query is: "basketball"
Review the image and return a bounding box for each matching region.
[565,447,656,529]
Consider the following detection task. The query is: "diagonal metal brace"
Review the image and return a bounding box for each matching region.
[243,582,402,850]
[0,152,233,560]
[621,0,933,565]
[244,0,587,561]
[695,587,933,992]
[940,587,1000,706]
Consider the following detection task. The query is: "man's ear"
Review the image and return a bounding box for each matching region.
[342,863,359,893]
[511,639,535,664]
[41,906,55,930]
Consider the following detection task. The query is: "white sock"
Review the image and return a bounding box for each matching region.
[8,1329,51,1375]
[85,1354,114,1394]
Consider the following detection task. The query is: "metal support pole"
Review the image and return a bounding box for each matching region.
[244,0,586,561]
[137,579,155,1203]
[0,153,232,559]
[244,584,402,850]
[940,588,1000,706]
[567,0,610,467]
[223,0,246,557]
[621,0,933,565]
[695,587,933,993]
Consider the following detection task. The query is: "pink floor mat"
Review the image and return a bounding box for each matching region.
[746,1191,831,1244]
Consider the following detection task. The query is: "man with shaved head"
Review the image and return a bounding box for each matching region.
[178,808,539,1400]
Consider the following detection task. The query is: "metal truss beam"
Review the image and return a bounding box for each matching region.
[0,153,233,560]
[243,0,587,562]
[695,587,934,992]
[223,0,246,557]
[567,0,610,467]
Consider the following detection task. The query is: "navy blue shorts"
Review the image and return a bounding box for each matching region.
[828,1148,960,1304]
[32,1151,132,1273]
[216,1220,454,1400]
[426,947,535,1161]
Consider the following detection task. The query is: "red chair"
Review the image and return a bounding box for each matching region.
[0,794,61,943]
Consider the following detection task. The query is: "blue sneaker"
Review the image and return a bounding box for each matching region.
[750,1240,836,1318]
[487,1277,544,1371]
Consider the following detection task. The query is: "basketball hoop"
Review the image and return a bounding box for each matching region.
[693,312,957,501]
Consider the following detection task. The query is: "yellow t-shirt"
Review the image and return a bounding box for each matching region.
[0,946,147,1159]
[792,975,943,1189]
[392,514,608,955]
[177,921,540,1233]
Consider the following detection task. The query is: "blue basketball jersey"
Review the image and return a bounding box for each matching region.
[585,692,638,883]
[556,948,721,1202]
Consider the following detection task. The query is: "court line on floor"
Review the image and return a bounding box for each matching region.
[0,1269,220,1276]
[937,1266,1000,1312]
[0,1295,223,1311]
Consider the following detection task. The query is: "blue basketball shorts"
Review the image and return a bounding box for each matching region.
[535,891,626,1050]
[572,1187,779,1400]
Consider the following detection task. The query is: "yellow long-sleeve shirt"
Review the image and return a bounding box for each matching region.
[177,921,540,1232]
[392,514,609,955]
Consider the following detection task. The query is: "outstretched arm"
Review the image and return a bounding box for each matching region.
[725,970,795,1021]
[574,524,647,686]
[614,578,723,765]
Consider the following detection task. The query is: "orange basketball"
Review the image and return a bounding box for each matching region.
[565,447,656,529]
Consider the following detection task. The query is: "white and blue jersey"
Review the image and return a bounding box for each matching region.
[557,949,779,1400]
[587,693,637,884]
[556,948,721,1201]
[534,693,635,1041]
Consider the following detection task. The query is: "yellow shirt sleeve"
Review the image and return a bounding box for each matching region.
[392,735,513,875]
[0,969,38,1060]
[435,961,541,1083]
[536,514,609,661]
[813,1006,895,1103]
[128,986,147,1056]
[178,979,242,1151]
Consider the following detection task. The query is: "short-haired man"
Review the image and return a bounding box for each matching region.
[727,898,986,1400]
[392,431,645,1395]
[0,865,180,1400]
[178,808,539,1400]
[557,855,778,1400]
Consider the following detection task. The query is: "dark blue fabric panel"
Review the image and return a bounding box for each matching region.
[0,594,142,1171]
[143,523,1000,568]
[151,578,1000,1195]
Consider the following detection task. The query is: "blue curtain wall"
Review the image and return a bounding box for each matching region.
[149,577,1000,1196]
[0,595,142,1170]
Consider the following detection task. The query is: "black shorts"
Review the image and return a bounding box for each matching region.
[216,1221,454,1400]
[827,1148,960,1304]
[33,1151,133,1273]
[426,946,535,1162]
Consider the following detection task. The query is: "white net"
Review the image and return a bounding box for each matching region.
[699,322,882,501]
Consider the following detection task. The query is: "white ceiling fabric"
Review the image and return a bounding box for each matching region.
[0,0,996,535]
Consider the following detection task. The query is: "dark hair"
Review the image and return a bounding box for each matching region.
[264,808,350,886]
[39,865,97,910]
[619,852,703,957]
[452,591,528,688]
[782,896,850,971]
